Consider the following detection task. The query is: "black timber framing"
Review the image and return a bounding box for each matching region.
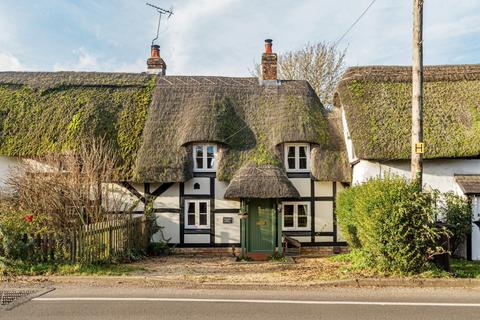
[333,182,337,242]
[193,172,216,178]
[310,178,315,243]
[151,183,174,197]
[184,229,210,235]
[210,177,215,245]
[284,231,334,237]
[287,172,311,179]
[179,182,185,245]
[283,196,334,202]
[119,181,146,204]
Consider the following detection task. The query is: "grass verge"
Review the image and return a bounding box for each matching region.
[0,259,144,276]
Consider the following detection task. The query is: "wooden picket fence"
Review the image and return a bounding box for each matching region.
[26,216,149,264]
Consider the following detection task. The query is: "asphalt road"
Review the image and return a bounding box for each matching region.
[4,285,480,320]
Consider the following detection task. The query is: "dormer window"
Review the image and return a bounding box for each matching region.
[284,143,310,172]
[193,144,217,172]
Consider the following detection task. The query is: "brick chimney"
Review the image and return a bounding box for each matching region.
[147,44,166,75]
[261,39,277,81]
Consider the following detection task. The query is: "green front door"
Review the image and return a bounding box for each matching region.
[248,199,276,253]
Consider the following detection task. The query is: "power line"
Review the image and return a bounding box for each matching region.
[334,0,377,46]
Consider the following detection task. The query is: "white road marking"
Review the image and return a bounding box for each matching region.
[32,297,480,307]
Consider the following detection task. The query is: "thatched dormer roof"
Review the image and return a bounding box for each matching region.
[0,72,350,183]
[224,162,300,199]
[335,65,480,160]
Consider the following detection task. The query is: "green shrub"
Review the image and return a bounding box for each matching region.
[336,186,361,248]
[437,192,472,255]
[0,208,52,261]
[336,176,447,274]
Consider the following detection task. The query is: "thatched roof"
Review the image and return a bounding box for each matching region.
[224,162,300,199]
[134,76,347,183]
[336,65,480,160]
[0,72,155,179]
[0,72,350,183]
[311,107,351,182]
[455,175,480,195]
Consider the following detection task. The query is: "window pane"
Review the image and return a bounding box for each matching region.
[284,204,294,228]
[207,146,214,157]
[196,157,204,169]
[299,146,306,157]
[299,158,307,169]
[195,146,203,157]
[207,157,214,169]
[199,214,207,226]
[288,158,296,169]
[298,204,308,216]
[284,216,294,228]
[298,204,308,228]
[284,204,294,216]
[287,146,295,157]
[199,202,207,213]
[298,216,308,228]
[188,214,195,226]
[187,202,195,213]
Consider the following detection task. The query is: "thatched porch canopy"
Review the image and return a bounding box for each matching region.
[224,162,300,199]
[455,175,480,195]
[335,65,480,161]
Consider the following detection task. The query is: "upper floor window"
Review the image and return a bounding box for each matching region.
[193,144,216,172]
[284,143,310,172]
[282,202,310,231]
[185,199,210,229]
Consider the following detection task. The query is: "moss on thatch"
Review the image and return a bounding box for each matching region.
[311,107,351,182]
[336,65,480,160]
[224,162,300,199]
[0,72,155,178]
[134,76,334,182]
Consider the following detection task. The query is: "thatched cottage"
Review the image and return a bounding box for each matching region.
[0,40,350,258]
[335,65,480,261]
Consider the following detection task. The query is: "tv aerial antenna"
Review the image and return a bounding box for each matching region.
[146,2,173,46]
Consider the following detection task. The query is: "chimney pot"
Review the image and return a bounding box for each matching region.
[261,38,277,82]
[264,39,273,53]
[151,44,160,59]
[147,44,166,76]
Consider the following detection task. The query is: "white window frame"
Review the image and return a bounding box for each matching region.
[193,144,217,172]
[184,199,211,230]
[284,143,310,172]
[282,201,311,231]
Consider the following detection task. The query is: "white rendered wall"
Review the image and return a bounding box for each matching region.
[472,197,480,260]
[0,156,21,191]
[154,212,180,243]
[215,214,240,244]
[352,159,480,194]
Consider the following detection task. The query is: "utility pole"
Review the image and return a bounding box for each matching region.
[411,0,424,189]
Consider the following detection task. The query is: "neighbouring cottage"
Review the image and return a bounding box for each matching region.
[0,40,350,258]
[335,65,480,261]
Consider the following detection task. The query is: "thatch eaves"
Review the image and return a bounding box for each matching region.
[224,162,300,199]
[336,65,480,160]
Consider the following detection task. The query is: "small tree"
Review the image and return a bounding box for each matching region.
[252,42,346,107]
[4,138,131,234]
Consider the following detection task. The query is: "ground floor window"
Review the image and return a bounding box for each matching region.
[185,199,210,229]
[282,202,310,231]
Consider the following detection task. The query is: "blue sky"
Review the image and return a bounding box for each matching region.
[0,0,479,76]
